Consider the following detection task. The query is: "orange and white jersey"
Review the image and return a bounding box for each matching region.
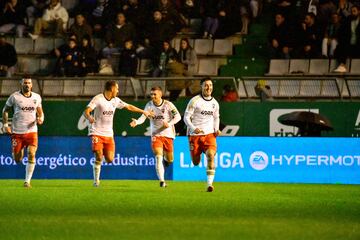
[87,94,128,137]
[135,100,181,139]
[184,94,220,136]
[5,91,42,134]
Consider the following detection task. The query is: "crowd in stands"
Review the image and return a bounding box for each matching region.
[0,0,260,78]
[268,0,360,72]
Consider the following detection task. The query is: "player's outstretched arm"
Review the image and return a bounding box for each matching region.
[2,105,12,134]
[126,104,154,118]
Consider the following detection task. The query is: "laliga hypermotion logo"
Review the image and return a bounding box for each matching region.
[249,151,269,170]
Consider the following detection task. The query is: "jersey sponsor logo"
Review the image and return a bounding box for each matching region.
[102,110,114,115]
[200,110,213,115]
[21,106,35,112]
[153,115,165,120]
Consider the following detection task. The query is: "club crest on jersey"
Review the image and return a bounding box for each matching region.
[33,99,37,104]
[212,103,215,109]
[161,109,165,113]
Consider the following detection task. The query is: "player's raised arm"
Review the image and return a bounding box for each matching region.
[2,104,12,134]
[130,104,149,128]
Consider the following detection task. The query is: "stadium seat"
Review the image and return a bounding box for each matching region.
[0,79,20,96]
[197,59,217,75]
[236,79,247,98]
[350,59,360,74]
[320,80,340,97]
[308,59,329,75]
[39,58,56,75]
[54,38,65,48]
[63,80,84,96]
[189,18,202,33]
[346,79,360,97]
[137,59,152,75]
[5,36,14,45]
[268,59,289,75]
[83,80,107,96]
[289,59,309,74]
[243,80,258,97]
[211,39,233,55]
[34,37,54,54]
[15,38,33,54]
[278,80,300,97]
[17,56,40,74]
[299,80,321,96]
[42,80,64,96]
[194,39,213,55]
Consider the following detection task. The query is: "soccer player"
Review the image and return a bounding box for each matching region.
[184,77,220,192]
[130,86,181,187]
[83,80,153,187]
[2,76,44,188]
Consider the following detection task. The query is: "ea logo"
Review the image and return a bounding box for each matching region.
[249,151,269,171]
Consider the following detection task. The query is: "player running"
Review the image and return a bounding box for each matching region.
[184,77,220,192]
[130,86,181,187]
[2,76,44,188]
[83,80,153,187]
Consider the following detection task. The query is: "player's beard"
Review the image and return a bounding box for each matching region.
[22,85,31,93]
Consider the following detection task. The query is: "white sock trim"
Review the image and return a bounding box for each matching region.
[93,164,101,183]
[25,162,35,183]
[155,155,165,182]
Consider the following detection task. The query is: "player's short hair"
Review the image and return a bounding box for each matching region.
[105,80,117,91]
[21,74,32,83]
[151,86,162,92]
[200,77,212,85]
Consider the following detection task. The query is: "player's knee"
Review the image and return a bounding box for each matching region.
[104,156,114,163]
[12,152,23,163]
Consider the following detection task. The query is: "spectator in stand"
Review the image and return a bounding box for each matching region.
[152,40,178,77]
[337,0,353,21]
[298,12,321,58]
[122,0,149,42]
[255,80,273,102]
[216,0,242,37]
[105,12,136,51]
[334,5,360,72]
[239,0,251,35]
[0,33,17,77]
[145,10,176,58]
[250,0,262,20]
[268,12,293,59]
[53,35,82,76]
[178,38,197,76]
[118,39,138,77]
[80,34,98,76]
[322,12,341,58]
[0,0,27,37]
[87,0,110,36]
[157,0,184,32]
[26,0,49,27]
[221,84,239,102]
[71,0,97,20]
[179,0,201,27]
[69,13,93,44]
[317,0,337,34]
[166,54,187,101]
[28,0,69,39]
[201,0,221,39]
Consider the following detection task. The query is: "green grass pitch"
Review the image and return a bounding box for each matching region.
[0,180,359,240]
